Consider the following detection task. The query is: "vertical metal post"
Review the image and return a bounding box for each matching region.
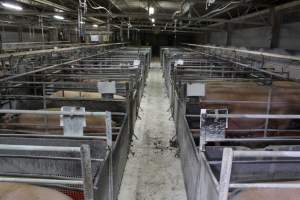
[127,81,133,138]
[199,161,207,200]
[40,16,45,49]
[199,109,207,151]
[264,87,273,137]
[18,26,22,42]
[120,22,124,42]
[270,8,280,49]
[226,23,232,47]
[105,111,113,200]
[0,33,2,54]
[218,148,233,200]
[107,17,111,42]
[33,64,37,95]
[42,82,48,132]
[80,144,94,200]
[174,20,177,46]
[127,19,130,41]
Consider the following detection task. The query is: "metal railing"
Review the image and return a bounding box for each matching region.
[0,109,114,200]
[219,148,300,200]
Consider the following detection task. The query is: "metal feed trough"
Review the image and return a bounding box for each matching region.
[0,47,150,200]
[162,47,300,200]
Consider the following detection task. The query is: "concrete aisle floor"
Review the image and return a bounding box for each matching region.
[118,61,187,200]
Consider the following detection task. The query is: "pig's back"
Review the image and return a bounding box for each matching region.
[0,183,72,200]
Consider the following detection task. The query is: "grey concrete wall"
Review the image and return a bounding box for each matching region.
[231,26,271,48]
[209,31,227,46]
[1,31,19,43]
[279,22,300,50]
[209,22,300,51]
[1,28,47,43]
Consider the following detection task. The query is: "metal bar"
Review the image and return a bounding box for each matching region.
[218,148,233,200]
[204,137,300,142]
[189,114,300,119]
[80,145,94,200]
[0,109,106,116]
[0,133,108,139]
[230,183,300,189]
[105,112,113,148]
[0,154,104,162]
[264,87,273,136]
[0,144,81,152]
[234,150,300,158]
[105,111,113,200]
[0,177,83,185]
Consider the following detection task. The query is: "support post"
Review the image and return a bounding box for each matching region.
[270,8,281,49]
[225,23,232,47]
[18,26,23,42]
[0,34,2,53]
[81,145,94,200]
[120,22,124,42]
[105,111,113,200]
[218,148,233,200]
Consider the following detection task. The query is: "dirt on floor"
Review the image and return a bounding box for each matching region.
[118,61,187,200]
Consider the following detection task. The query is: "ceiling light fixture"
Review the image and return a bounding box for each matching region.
[54,15,64,20]
[54,8,64,13]
[152,24,155,27]
[93,24,98,28]
[151,18,155,23]
[148,6,154,15]
[1,2,23,11]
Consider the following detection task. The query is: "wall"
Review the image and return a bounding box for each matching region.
[140,31,198,56]
[279,22,300,50]
[0,26,48,43]
[209,31,227,46]
[208,22,300,51]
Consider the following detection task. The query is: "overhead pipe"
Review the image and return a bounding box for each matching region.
[106,0,129,11]
[172,0,194,19]
[178,0,253,29]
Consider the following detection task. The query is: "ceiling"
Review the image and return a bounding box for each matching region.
[0,0,300,34]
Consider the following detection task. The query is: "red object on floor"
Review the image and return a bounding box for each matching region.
[61,189,84,200]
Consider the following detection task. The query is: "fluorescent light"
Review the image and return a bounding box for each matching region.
[152,24,155,27]
[1,2,23,11]
[151,18,155,23]
[80,21,85,24]
[54,8,64,13]
[54,15,64,20]
[149,6,154,15]
[93,24,98,28]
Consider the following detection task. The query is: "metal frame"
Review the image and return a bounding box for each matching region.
[162,47,300,200]
[0,46,151,200]
[219,148,300,200]
[0,43,125,79]
[0,109,113,200]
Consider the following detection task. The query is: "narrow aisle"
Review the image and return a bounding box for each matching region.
[118,61,187,200]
